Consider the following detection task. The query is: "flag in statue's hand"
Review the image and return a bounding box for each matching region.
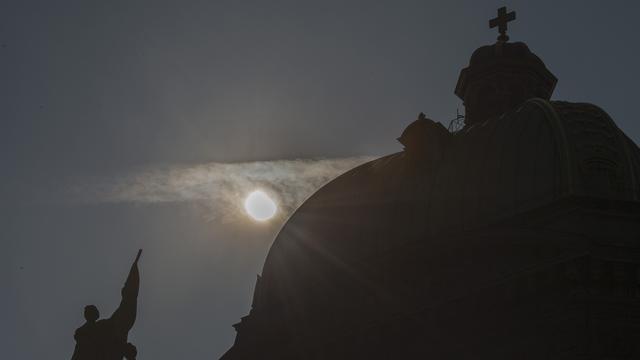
[113,249,142,333]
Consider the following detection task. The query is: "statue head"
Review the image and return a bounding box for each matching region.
[84,305,100,322]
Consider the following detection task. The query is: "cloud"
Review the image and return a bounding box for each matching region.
[75,157,376,222]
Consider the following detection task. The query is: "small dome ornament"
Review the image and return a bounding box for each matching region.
[397,112,450,166]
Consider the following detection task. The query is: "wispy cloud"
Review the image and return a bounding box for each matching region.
[75,157,375,221]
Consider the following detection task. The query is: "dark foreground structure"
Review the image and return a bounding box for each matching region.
[222,8,640,359]
[72,250,142,360]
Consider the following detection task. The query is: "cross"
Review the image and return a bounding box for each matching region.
[489,6,516,42]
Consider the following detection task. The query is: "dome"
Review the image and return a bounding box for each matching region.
[221,99,640,359]
[468,41,544,67]
[455,42,558,126]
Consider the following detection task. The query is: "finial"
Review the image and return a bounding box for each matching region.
[489,6,516,42]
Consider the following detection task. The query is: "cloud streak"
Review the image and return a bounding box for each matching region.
[77,157,375,222]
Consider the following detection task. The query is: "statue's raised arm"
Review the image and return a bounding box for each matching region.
[110,249,142,334]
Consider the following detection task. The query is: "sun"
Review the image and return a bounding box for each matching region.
[244,190,277,221]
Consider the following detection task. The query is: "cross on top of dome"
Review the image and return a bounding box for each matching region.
[489,6,516,42]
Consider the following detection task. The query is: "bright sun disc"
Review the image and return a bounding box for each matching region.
[244,190,277,221]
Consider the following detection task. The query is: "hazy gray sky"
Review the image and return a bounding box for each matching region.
[3,0,640,359]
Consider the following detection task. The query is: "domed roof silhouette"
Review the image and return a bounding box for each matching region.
[222,98,640,359]
[256,99,639,336]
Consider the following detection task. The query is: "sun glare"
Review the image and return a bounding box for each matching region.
[244,190,277,221]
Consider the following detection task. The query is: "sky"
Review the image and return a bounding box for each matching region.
[2,0,640,359]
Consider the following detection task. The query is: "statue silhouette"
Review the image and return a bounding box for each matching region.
[71,250,142,360]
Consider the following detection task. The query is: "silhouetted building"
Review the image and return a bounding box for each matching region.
[221,8,640,359]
